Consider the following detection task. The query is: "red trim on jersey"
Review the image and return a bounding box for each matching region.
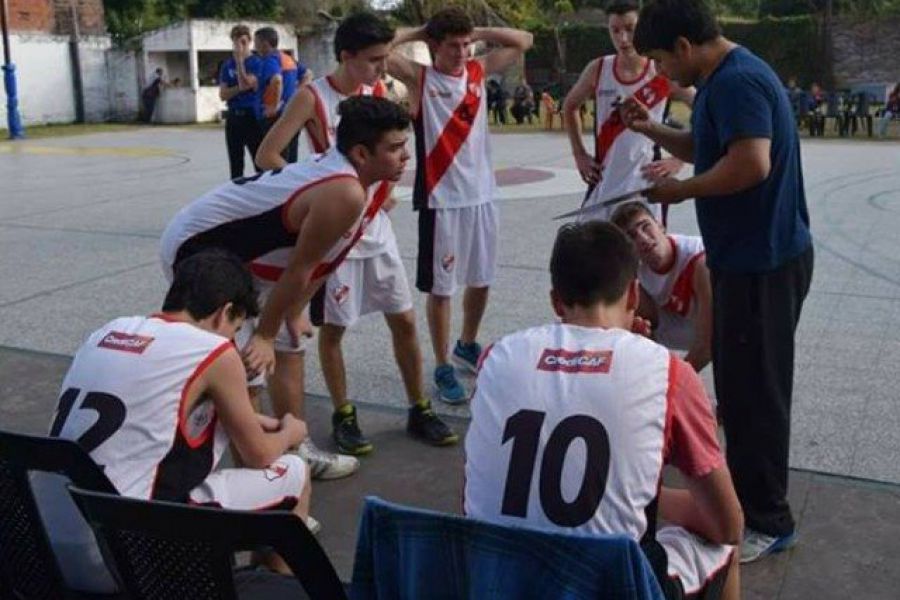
[178,341,233,450]
[279,173,360,233]
[305,85,329,154]
[595,74,670,167]
[250,262,282,281]
[650,236,679,275]
[372,79,387,97]
[612,55,652,86]
[308,178,391,281]
[661,354,677,465]
[476,343,494,373]
[662,250,705,317]
[150,312,181,323]
[423,60,485,199]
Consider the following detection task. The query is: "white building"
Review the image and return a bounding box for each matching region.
[140,19,298,124]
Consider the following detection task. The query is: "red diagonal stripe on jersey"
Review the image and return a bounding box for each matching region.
[424,61,485,198]
[662,251,705,316]
[595,74,671,166]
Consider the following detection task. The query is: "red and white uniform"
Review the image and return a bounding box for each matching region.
[36,316,305,592]
[305,76,393,259]
[160,148,367,282]
[639,234,705,351]
[582,56,670,222]
[464,323,732,595]
[302,76,412,327]
[413,60,499,296]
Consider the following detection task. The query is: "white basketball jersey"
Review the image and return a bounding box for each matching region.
[465,323,672,541]
[50,315,232,501]
[160,149,366,282]
[305,76,394,258]
[639,234,706,350]
[413,60,497,210]
[583,56,670,222]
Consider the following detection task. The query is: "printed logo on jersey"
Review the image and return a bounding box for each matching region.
[536,348,613,374]
[186,402,215,439]
[332,284,350,306]
[265,461,289,481]
[98,332,155,354]
[428,88,452,99]
[441,253,455,272]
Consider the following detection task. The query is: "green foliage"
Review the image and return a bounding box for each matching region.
[104,0,282,43]
[526,15,830,90]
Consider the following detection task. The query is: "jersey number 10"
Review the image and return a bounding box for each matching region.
[501,409,610,527]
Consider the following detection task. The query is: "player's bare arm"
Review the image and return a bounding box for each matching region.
[475,27,534,76]
[256,86,318,170]
[660,467,743,545]
[243,179,367,374]
[648,137,771,204]
[621,97,694,162]
[387,27,427,112]
[684,257,712,372]
[195,347,307,468]
[563,59,603,186]
[263,74,283,119]
[636,284,660,330]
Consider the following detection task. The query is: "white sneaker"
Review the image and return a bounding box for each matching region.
[296,439,359,480]
[305,515,321,535]
[739,529,797,563]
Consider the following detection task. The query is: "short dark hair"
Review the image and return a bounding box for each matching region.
[336,96,410,155]
[633,0,721,54]
[605,0,640,17]
[163,250,259,321]
[230,24,251,41]
[254,26,279,49]
[333,12,395,61]
[610,201,654,231]
[550,221,638,308]
[425,8,474,43]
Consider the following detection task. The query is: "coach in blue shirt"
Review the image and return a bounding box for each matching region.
[219,24,265,179]
[621,0,813,565]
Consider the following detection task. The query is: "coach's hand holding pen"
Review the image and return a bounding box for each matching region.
[619,96,689,205]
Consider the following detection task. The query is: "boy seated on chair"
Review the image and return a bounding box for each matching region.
[36,250,311,593]
[464,221,743,599]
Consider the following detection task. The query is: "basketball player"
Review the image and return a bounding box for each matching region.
[611,202,711,372]
[387,8,533,403]
[39,251,311,592]
[465,222,742,600]
[256,12,457,455]
[562,0,693,223]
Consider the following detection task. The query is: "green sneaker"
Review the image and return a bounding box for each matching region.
[407,401,459,446]
[332,404,373,456]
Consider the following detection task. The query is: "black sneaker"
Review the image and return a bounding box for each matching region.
[332,405,373,455]
[407,401,459,446]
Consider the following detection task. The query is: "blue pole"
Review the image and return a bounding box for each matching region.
[2,63,25,139]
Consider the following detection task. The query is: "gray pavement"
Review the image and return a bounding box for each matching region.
[2,127,900,597]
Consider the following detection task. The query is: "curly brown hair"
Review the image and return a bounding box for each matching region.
[425,8,474,43]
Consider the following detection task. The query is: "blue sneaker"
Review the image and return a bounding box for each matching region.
[434,364,466,404]
[452,340,482,374]
[739,529,797,563]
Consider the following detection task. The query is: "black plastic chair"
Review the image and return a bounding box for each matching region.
[69,486,348,600]
[0,429,120,600]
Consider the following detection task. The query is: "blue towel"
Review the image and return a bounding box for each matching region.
[351,496,664,600]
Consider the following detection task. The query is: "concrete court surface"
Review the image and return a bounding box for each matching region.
[1,127,900,597]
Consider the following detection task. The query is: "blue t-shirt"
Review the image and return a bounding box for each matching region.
[691,46,811,273]
[280,51,302,108]
[219,55,264,114]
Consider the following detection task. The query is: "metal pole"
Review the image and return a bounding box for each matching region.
[69,0,85,123]
[1,0,25,138]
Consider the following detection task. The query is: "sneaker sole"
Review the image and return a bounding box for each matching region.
[451,353,479,375]
[309,460,360,480]
[739,533,798,564]
[334,440,374,456]
[408,431,460,446]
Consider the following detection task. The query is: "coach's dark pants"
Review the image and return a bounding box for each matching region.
[711,244,814,537]
[225,109,263,180]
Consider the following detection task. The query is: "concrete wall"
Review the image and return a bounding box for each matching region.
[0,33,112,126]
[106,49,141,121]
